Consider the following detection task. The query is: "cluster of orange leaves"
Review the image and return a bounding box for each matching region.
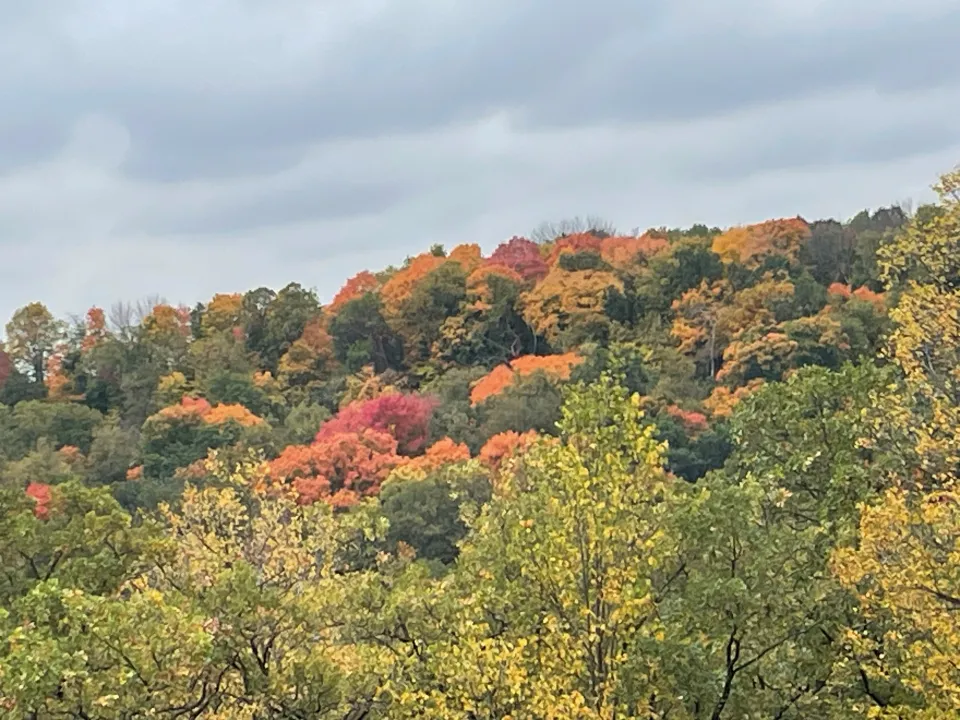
[520,267,624,343]
[447,243,483,272]
[704,379,766,417]
[470,352,583,405]
[546,233,603,265]
[380,245,483,317]
[380,253,448,316]
[827,283,886,310]
[477,430,539,471]
[81,307,108,353]
[712,218,811,267]
[278,318,336,381]
[663,405,709,432]
[466,264,525,311]
[716,331,798,386]
[58,445,84,465]
[396,437,471,475]
[328,271,380,312]
[44,350,70,399]
[269,428,402,509]
[544,233,669,269]
[25,482,53,520]
[599,234,669,269]
[158,396,264,427]
[144,304,192,338]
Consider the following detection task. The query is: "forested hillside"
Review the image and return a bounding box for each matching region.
[1,165,958,718]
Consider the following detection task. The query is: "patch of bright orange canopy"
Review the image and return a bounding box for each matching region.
[470,352,583,405]
[397,437,471,474]
[712,218,811,267]
[44,351,70,399]
[25,482,53,519]
[664,405,709,432]
[269,428,401,509]
[600,234,669,269]
[447,243,483,272]
[520,267,623,345]
[827,283,885,310]
[328,271,380,312]
[158,396,264,426]
[478,430,539,471]
[81,307,108,353]
[545,233,603,265]
[704,379,766,418]
[380,253,448,316]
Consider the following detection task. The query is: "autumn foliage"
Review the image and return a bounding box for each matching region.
[545,233,604,265]
[202,293,244,334]
[396,437,471,475]
[600,234,669,269]
[270,429,401,508]
[81,307,108,352]
[158,396,264,426]
[478,430,539,471]
[380,253,448,316]
[712,218,811,266]
[328,271,380,312]
[25,482,53,520]
[470,352,583,405]
[317,392,438,456]
[488,236,548,282]
[520,267,623,345]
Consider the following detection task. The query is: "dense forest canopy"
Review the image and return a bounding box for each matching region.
[0,165,958,718]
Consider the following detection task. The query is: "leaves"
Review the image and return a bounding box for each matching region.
[469,352,583,405]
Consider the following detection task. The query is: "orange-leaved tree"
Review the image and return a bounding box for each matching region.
[478,430,540,471]
[712,218,811,267]
[599,233,669,270]
[328,270,380,313]
[277,317,337,388]
[269,428,401,508]
[470,353,583,405]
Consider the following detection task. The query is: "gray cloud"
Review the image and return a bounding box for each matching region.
[0,0,959,321]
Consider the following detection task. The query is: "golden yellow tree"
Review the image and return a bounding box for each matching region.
[831,165,960,718]
[712,217,811,267]
[878,167,960,480]
[520,266,622,347]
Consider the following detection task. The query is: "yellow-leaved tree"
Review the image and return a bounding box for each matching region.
[832,165,960,718]
[0,452,391,718]
[387,368,676,718]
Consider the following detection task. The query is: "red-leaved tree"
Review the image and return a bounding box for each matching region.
[317,392,439,456]
[488,236,548,282]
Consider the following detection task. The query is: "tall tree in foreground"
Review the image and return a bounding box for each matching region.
[831,165,960,719]
[388,369,676,718]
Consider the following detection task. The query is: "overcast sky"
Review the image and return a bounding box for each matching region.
[2,0,959,322]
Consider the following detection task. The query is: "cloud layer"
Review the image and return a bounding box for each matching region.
[2,0,960,319]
